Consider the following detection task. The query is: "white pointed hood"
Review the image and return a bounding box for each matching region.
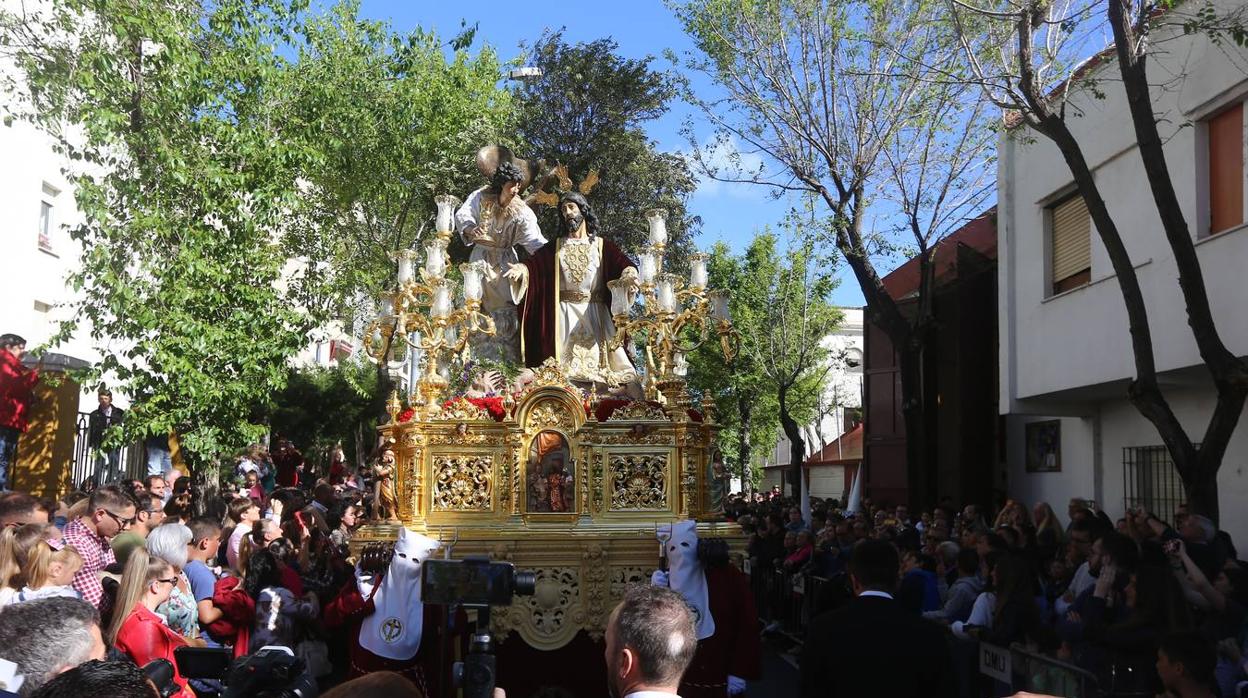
[360,528,441,660]
[659,520,715,640]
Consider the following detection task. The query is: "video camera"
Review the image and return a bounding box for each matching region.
[174,645,318,698]
[421,557,536,698]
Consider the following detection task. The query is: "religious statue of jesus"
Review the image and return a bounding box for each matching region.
[455,156,548,363]
[504,191,641,394]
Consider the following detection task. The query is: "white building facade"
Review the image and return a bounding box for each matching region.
[998,11,1248,540]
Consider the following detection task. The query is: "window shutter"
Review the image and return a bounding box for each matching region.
[1209,102,1244,235]
[1051,195,1091,285]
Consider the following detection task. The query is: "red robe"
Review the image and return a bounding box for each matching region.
[322,573,444,696]
[679,564,762,698]
[517,237,634,368]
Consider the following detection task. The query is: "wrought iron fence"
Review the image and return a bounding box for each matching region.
[70,412,146,488]
[1122,444,1190,524]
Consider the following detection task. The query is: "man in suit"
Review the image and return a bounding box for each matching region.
[800,539,956,698]
[88,388,124,484]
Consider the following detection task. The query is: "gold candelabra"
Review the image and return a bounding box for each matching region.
[608,209,738,405]
[363,195,496,416]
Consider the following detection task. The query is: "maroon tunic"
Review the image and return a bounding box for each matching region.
[517,237,634,368]
[322,573,444,696]
[679,564,763,698]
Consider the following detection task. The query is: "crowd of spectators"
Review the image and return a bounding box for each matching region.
[730,491,1246,697]
[0,440,380,697]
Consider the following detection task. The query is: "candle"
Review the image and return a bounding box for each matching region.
[435,194,459,233]
[638,247,657,285]
[394,250,415,284]
[709,290,731,322]
[608,278,633,316]
[380,296,394,318]
[689,253,709,291]
[425,239,447,278]
[431,282,451,319]
[460,261,484,303]
[656,273,678,313]
[646,209,668,246]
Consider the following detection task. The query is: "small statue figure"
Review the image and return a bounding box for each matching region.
[528,463,550,512]
[373,446,400,522]
[545,454,572,513]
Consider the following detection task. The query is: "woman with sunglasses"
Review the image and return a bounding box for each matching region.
[108,548,201,697]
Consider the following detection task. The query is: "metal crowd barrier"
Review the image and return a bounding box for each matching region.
[746,563,829,640]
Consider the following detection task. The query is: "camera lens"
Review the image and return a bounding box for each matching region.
[513,570,537,597]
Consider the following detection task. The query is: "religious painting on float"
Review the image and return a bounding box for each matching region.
[526,430,575,513]
[1025,420,1062,472]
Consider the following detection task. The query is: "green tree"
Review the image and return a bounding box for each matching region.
[688,240,780,491]
[1,0,323,489]
[285,4,516,319]
[265,361,378,472]
[513,31,700,266]
[690,231,839,498]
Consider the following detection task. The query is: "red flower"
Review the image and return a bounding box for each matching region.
[398,407,416,423]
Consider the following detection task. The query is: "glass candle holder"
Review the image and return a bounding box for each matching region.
[638,247,657,285]
[656,273,679,313]
[435,194,459,233]
[709,289,731,323]
[646,209,668,246]
[424,239,448,278]
[460,261,485,303]
[393,249,416,285]
[431,281,452,319]
[689,252,709,291]
[608,278,634,316]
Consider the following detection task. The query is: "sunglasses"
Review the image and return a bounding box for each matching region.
[101,509,136,527]
[155,577,179,586]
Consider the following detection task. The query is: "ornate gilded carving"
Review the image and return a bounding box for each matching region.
[511,567,580,649]
[401,450,421,522]
[428,423,497,446]
[681,453,698,516]
[609,454,668,510]
[496,449,510,511]
[609,566,655,601]
[524,358,574,394]
[437,397,492,422]
[527,401,573,433]
[582,543,610,641]
[596,425,669,445]
[592,451,604,513]
[431,455,493,511]
[607,400,669,422]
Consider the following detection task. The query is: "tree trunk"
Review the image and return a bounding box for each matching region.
[1105,0,1248,524]
[778,384,806,502]
[738,395,754,495]
[899,344,926,512]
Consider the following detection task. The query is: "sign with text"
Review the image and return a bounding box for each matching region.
[979,642,1012,683]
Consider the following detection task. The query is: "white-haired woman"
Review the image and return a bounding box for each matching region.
[145,522,199,639]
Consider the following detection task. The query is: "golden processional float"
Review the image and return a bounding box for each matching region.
[353,180,740,654]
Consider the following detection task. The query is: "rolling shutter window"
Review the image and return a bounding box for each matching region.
[1051,194,1091,294]
[1209,102,1244,235]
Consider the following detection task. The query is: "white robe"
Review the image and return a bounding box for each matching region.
[455,188,547,363]
[511,236,638,388]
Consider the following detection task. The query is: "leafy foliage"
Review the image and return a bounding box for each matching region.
[514,31,700,267]
[0,0,516,470]
[265,361,378,467]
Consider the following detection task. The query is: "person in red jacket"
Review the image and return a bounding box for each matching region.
[0,333,40,491]
[107,548,199,697]
[653,520,762,698]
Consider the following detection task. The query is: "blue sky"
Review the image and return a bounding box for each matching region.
[356,0,867,307]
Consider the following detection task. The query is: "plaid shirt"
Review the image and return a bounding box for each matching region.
[63,518,116,610]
